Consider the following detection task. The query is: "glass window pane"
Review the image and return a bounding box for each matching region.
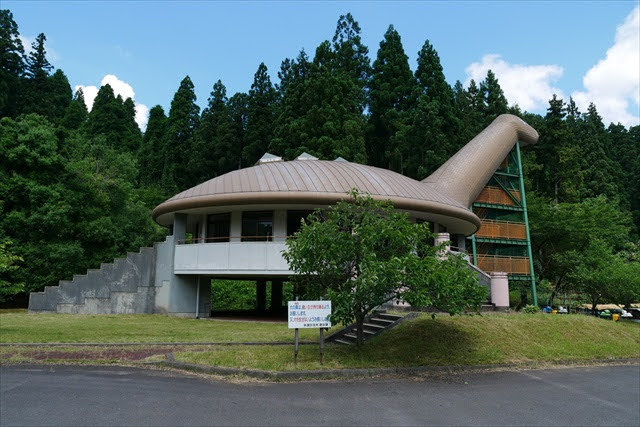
[207,213,230,242]
[242,211,273,242]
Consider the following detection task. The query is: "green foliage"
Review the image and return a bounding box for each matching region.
[0,240,24,303]
[284,190,485,345]
[243,63,276,165]
[270,42,367,162]
[210,280,257,311]
[190,80,241,182]
[332,13,371,106]
[560,239,640,310]
[84,84,141,152]
[367,25,416,169]
[0,10,24,117]
[162,76,200,191]
[0,114,164,296]
[1,10,638,312]
[61,87,88,130]
[24,33,52,78]
[481,70,508,123]
[522,304,539,314]
[138,105,167,186]
[527,193,632,304]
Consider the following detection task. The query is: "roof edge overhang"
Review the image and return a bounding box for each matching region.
[152,191,481,235]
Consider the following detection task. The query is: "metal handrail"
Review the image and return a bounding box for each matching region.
[479,219,525,225]
[476,186,521,205]
[177,235,294,244]
[476,219,527,240]
[476,254,529,260]
[476,254,531,274]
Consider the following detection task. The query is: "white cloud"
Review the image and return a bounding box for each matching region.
[465,54,565,112]
[135,103,149,132]
[75,74,149,131]
[572,6,640,127]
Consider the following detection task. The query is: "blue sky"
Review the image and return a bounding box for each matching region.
[6,1,639,129]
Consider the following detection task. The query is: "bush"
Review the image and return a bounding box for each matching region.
[522,304,539,314]
[210,280,256,311]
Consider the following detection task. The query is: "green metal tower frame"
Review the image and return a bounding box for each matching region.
[470,141,537,306]
[515,141,537,305]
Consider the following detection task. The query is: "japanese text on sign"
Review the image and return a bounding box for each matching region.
[288,300,332,329]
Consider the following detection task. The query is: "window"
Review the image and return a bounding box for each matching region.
[287,210,313,236]
[207,213,231,242]
[242,211,273,242]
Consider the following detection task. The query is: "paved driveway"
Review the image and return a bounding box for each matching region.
[1,364,638,426]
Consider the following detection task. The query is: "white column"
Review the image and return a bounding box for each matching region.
[173,213,187,244]
[490,272,509,309]
[199,214,207,242]
[230,211,242,242]
[273,210,287,242]
[434,232,451,251]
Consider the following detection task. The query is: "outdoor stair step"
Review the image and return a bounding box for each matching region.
[370,317,395,323]
[330,312,408,345]
[376,313,403,320]
[362,323,385,329]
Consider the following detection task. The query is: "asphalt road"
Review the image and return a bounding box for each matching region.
[1,364,638,426]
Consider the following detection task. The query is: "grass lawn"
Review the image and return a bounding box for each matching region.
[1,311,638,371]
[0,310,333,343]
[174,314,640,371]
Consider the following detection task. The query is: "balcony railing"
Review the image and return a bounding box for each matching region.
[173,240,290,275]
[476,255,530,274]
[475,186,521,206]
[178,235,291,244]
[475,220,526,240]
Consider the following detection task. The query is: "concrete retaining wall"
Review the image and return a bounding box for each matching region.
[27,237,209,317]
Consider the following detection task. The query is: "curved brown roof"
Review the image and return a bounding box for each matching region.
[152,160,480,233]
[153,114,539,235]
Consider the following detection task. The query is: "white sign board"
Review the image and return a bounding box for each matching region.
[288,300,332,329]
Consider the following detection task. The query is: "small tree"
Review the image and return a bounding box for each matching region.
[283,190,486,345]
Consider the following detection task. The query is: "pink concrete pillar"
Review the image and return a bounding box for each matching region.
[490,272,509,309]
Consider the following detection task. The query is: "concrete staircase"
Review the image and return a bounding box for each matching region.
[328,312,413,345]
[28,241,164,314]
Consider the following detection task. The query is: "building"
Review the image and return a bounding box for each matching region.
[28,114,538,316]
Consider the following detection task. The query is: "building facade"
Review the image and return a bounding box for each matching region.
[28,114,539,316]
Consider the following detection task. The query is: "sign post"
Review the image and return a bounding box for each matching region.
[319,327,324,365]
[288,300,332,364]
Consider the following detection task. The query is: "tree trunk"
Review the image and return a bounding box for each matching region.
[356,317,364,346]
[549,275,560,306]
